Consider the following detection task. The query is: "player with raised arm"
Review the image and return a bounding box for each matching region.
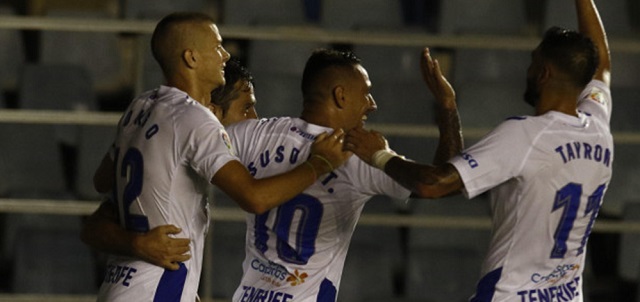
[85,13,349,302]
[345,0,612,301]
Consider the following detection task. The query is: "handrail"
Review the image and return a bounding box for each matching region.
[0,16,639,52]
[1,198,639,234]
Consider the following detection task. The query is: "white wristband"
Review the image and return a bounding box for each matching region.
[371,149,398,170]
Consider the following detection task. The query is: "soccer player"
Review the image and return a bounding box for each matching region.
[83,46,463,301]
[208,58,259,126]
[226,47,461,301]
[345,0,612,301]
[85,12,349,302]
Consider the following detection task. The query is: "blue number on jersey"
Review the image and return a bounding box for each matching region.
[550,183,606,259]
[115,147,149,232]
[254,194,323,264]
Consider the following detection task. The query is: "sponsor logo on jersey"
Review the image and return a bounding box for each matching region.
[530,264,580,284]
[250,258,289,282]
[239,285,294,302]
[289,126,316,141]
[286,269,308,286]
[103,264,138,287]
[517,276,580,302]
[461,152,479,168]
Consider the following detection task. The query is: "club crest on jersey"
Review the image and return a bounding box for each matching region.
[588,87,606,105]
[221,130,235,155]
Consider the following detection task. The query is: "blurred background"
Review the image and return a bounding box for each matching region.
[0,0,638,301]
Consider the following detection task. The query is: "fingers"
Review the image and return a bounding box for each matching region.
[157,224,182,235]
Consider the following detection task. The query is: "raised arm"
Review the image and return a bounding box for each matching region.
[211,129,351,214]
[576,0,611,85]
[345,48,464,199]
[421,48,463,164]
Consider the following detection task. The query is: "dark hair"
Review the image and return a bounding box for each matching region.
[539,26,598,87]
[150,12,215,69]
[210,59,254,115]
[301,48,362,102]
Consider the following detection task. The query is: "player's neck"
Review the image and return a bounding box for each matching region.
[536,87,580,117]
[300,106,339,129]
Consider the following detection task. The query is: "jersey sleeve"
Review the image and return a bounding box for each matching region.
[352,158,411,201]
[577,80,612,125]
[449,119,531,199]
[181,108,239,182]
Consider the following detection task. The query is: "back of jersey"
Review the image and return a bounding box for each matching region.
[452,80,613,302]
[99,86,235,302]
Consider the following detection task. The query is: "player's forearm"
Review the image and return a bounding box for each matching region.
[81,215,137,257]
[234,156,331,214]
[384,157,460,199]
[433,103,463,165]
[575,0,611,76]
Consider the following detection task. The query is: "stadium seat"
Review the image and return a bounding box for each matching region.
[339,196,406,302]
[209,191,247,299]
[74,125,116,200]
[223,0,309,26]
[0,5,24,92]
[604,144,640,216]
[618,202,640,300]
[352,45,437,125]
[544,0,634,38]
[321,0,403,31]
[405,196,491,302]
[123,0,206,20]
[11,223,97,294]
[438,0,527,35]
[247,40,326,117]
[41,10,124,93]
[452,48,532,128]
[0,123,69,198]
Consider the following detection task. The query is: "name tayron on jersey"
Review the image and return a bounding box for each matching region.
[554,141,611,167]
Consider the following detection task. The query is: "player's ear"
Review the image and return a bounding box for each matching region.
[208,104,223,120]
[332,85,346,109]
[183,49,197,69]
[539,62,551,84]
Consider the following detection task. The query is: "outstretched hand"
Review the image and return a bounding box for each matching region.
[421,48,456,109]
[131,225,191,271]
[344,127,390,166]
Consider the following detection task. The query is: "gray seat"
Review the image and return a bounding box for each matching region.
[439,0,527,35]
[11,223,97,294]
[0,5,24,92]
[123,0,206,20]
[247,40,326,117]
[618,202,640,302]
[209,191,246,299]
[41,10,124,93]
[321,0,403,31]
[339,196,406,302]
[544,0,634,38]
[405,196,491,302]
[452,48,532,128]
[0,123,69,198]
[353,45,436,125]
[75,125,116,200]
[604,144,640,215]
[223,0,309,26]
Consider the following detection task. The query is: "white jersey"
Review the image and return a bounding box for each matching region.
[97,86,237,302]
[449,80,613,302]
[226,117,411,302]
